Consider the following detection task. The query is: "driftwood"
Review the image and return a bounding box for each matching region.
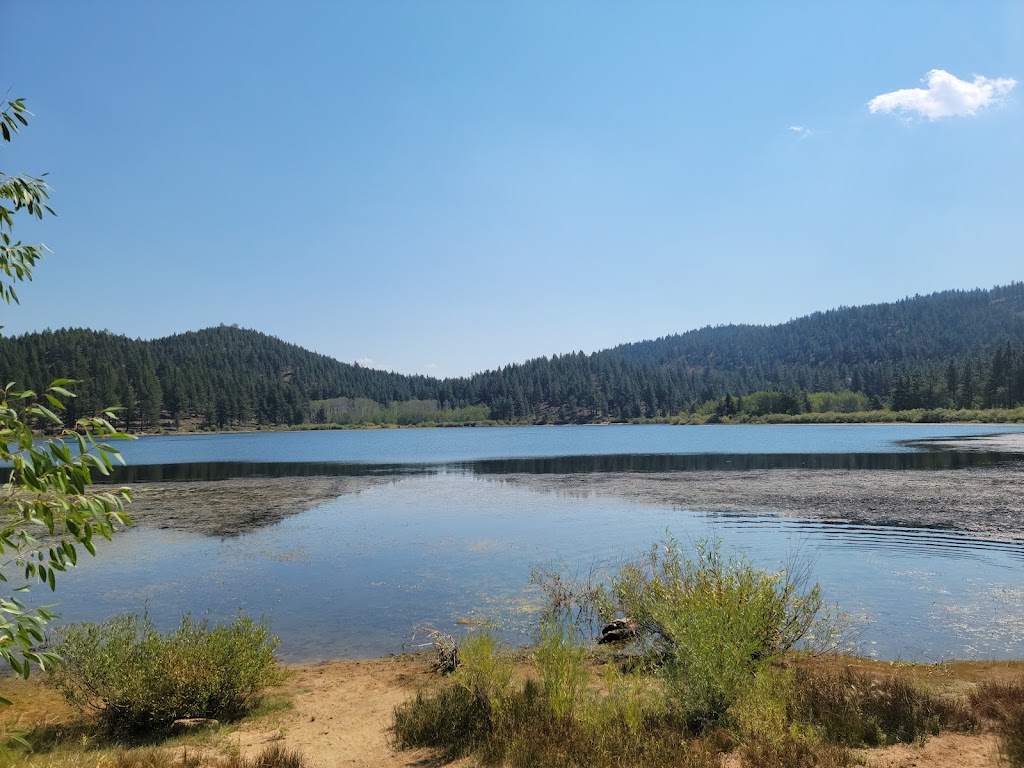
[408,622,460,674]
[597,618,639,645]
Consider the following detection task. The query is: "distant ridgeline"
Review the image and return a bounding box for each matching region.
[2,282,1024,430]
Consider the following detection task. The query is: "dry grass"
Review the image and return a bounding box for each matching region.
[5,655,1024,768]
[791,666,975,747]
[969,677,1024,767]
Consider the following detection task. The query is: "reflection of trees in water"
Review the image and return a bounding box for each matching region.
[105,451,1022,484]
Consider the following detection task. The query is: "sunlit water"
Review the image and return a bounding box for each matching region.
[51,462,1024,662]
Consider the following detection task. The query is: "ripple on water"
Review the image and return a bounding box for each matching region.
[28,472,1024,662]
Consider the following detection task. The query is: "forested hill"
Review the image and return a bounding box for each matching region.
[610,284,1024,371]
[0,325,441,428]
[605,283,1024,404]
[1,282,1023,430]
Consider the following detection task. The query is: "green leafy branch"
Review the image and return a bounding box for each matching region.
[0,97,134,682]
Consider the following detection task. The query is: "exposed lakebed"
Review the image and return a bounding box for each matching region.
[43,424,1024,662]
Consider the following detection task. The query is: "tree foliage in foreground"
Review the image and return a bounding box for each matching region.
[0,97,131,683]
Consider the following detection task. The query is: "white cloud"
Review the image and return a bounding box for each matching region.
[789,125,812,138]
[425,362,439,370]
[868,69,1016,120]
[355,357,376,368]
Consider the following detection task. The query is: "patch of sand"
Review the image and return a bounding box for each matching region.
[230,656,466,768]
[860,732,1001,768]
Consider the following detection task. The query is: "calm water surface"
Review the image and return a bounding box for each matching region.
[46,425,1024,662]
[118,423,1024,466]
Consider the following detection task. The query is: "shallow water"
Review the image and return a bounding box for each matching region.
[50,470,1024,663]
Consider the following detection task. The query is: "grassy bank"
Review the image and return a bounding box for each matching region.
[6,541,1023,767]
[390,537,1024,767]
[2,654,1023,768]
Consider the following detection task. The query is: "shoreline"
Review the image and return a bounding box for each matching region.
[3,652,1022,768]
[125,416,1024,437]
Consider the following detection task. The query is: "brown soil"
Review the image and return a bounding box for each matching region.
[4,655,1022,768]
[228,656,465,768]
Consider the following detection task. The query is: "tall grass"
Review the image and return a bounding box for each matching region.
[970,678,1024,767]
[791,667,973,746]
[534,621,588,720]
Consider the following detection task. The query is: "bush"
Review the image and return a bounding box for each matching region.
[534,620,589,720]
[612,537,839,726]
[792,667,971,747]
[47,613,280,734]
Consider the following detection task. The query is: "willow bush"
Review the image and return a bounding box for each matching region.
[47,614,280,734]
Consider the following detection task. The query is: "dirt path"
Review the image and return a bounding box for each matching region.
[230,656,466,768]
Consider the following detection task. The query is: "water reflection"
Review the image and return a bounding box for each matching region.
[106,450,1023,483]
[46,474,1024,662]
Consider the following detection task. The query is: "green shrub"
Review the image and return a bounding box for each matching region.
[534,620,589,720]
[792,667,970,747]
[612,537,838,726]
[47,613,280,734]
[454,630,514,722]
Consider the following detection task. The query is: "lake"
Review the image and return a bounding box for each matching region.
[37,424,1024,661]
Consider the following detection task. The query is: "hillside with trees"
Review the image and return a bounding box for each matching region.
[1,282,1023,430]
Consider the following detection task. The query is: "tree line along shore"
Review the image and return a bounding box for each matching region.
[2,282,1024,432]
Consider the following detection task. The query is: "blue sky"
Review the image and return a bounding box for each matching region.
[2,2,1021,377]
